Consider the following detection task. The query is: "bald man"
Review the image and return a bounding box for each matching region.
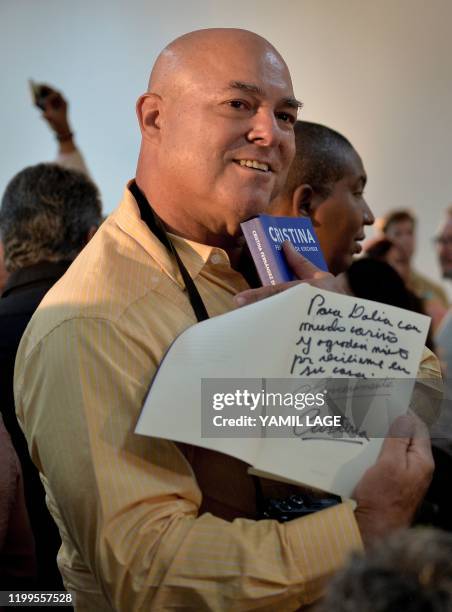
[15,30,433,611]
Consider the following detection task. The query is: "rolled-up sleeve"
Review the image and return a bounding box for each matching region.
[55,149,90,177]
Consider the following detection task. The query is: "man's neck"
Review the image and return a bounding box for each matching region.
[133,178,245,269]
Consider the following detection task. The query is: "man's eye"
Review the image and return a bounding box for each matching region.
[228,100,248,109]
[354,191,365,197]
[276,111,296,124]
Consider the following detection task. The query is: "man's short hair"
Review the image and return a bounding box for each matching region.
[283,120,357,199]
[379,209,417,233]
[319,528,452,612]
[0,163,102,272]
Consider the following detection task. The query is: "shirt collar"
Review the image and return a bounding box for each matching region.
[113,184,232,289]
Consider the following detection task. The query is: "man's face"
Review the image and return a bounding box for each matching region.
[436,215,452,279]
[311,154,374,275]
[385,219,415,262]
[156,41,298,238]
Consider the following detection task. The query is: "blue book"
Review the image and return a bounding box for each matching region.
[241,215,328,286]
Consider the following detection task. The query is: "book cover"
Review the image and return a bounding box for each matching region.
[241,215,328,286]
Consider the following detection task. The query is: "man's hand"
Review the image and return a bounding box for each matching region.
[41,90,71,136]
[234,241,344,307]
[37,87,76,154]
[353,414,434,547]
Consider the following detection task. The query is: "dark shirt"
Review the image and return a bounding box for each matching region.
[0,417,36,589]
[0,260,71,590]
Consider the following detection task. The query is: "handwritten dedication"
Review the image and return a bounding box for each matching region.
[136,284,430,497]
[290,291,424,379]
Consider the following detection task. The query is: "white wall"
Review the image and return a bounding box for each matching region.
[1,0,451,292]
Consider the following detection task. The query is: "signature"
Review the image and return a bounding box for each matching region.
[293,407,369,444]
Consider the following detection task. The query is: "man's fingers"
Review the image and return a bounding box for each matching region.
[388,413,417,438]
[43,92,66,117]
[377,414,415,463]
[233,280,300,307]
[406,413,434,468]
[378,414,433,471]
[282,241,322,280]
[43,91,59,112]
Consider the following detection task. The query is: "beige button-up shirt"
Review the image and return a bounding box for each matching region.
[15,187,439,611]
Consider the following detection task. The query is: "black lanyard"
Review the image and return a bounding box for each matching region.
[129,181,209,323]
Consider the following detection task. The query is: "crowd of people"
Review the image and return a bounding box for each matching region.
[1,27,451,611]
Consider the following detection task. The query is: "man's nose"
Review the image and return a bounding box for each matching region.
[247,109,281,147]
[362,199,375,226]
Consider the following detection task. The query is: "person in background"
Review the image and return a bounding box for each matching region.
[0,240,7,294]
[435,207,452,282]
[431,208,452,477]
[0,86,92,298]
[15,30,434,610]
[379,209,449,330]
[0,163,102,590]
[361,235,408,280]
[353,236,435,350]
[346,257,435,351]
[317,528,452,612]
[37,84,90,176]
[435,206,452,380]
[435,206,452,280]
[384,206,452,533]
[0,415,36,589]
[270,120,374,276]
[5,91,93,364]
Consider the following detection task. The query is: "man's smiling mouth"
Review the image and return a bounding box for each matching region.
[234,159,271,172]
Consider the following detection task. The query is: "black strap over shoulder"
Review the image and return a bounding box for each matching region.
[129,180,209,323]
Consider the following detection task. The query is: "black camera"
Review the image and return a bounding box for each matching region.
[258,493,341,523]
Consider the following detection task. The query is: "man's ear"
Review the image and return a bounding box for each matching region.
[136,93,163,142]
[291,184,314,217]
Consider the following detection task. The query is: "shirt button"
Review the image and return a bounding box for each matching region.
[210,254,222,264]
